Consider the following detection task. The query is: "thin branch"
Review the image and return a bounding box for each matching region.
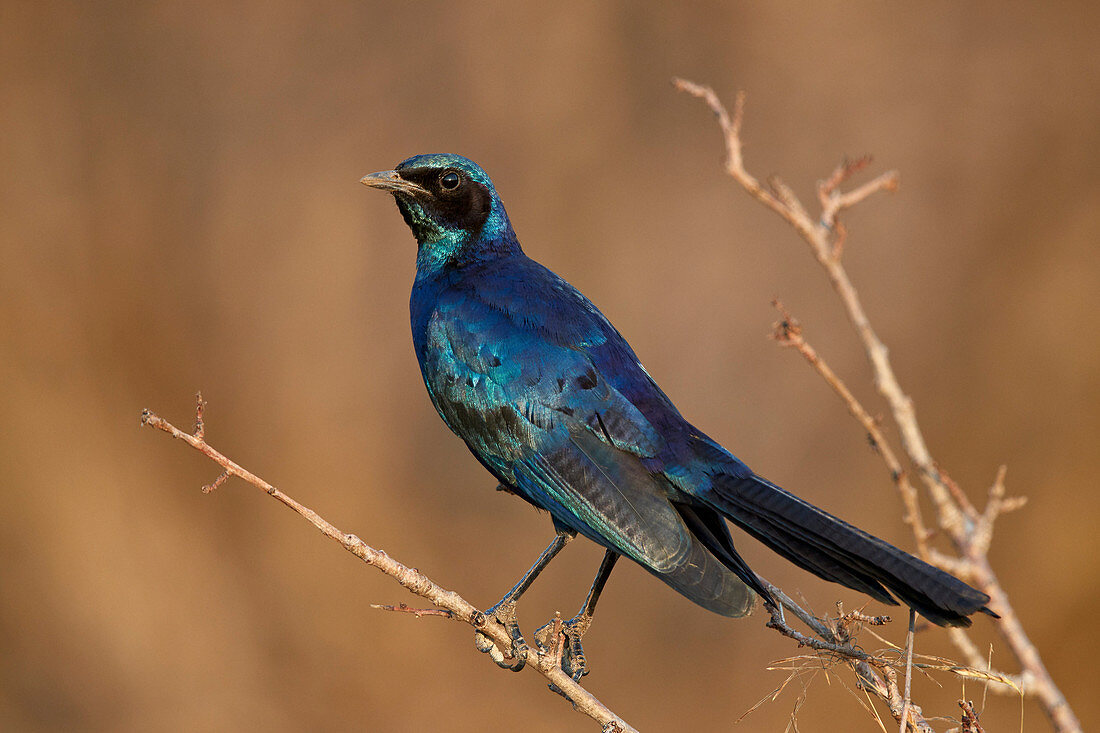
[958,699,986,733]
[371,603,456,619]
[776,303,1032,702]
[761,582,934,733]
[770,300,930,558]
[899,609,916,733]
[671,80,805,231]
[676,78,1080,732]
[141,394,637,733]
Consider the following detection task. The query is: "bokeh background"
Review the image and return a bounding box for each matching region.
[2,2,1098,731]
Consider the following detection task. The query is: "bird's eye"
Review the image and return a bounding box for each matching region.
[440,170,461,190]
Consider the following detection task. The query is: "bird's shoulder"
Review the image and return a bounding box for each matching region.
[413,255,614,375]
[449,255,616,344]
[415,254,674,459]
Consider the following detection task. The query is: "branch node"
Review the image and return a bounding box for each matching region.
[937,464,980,521]
[202,470,229,494]
[831,220,848,259]
[371,602,455,619]
[537,612,566,673]
[818,155,874,200]
[768,175,808,220]
[835,603,892,642]
[731,89,746,138]
[989,464,1008,499]
[193,391,207,440]
[958,699,985,733]
[769,299,802,343]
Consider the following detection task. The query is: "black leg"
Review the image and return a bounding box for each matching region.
[579,549,618,618]
[537,549,619,682]
[474,530,575,671]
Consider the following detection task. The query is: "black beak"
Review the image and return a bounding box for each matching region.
[360,170,430,196]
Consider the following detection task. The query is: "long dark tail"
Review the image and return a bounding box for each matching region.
[705,472,996,627]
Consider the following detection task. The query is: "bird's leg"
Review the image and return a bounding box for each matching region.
[474,530,575,671]
[536,549,619,682]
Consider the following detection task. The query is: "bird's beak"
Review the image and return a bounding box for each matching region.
[359,170,429,196]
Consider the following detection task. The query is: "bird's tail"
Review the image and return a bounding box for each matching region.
[703,469,995,627]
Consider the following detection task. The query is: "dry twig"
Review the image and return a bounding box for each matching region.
[675,77,1079,732]
[958,699,986,733]
[761,583,936,732]
[141,394,637,733]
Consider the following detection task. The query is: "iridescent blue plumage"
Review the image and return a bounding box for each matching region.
[362,154,995,650]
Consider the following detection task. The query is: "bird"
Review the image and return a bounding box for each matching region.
[361,153,995,679]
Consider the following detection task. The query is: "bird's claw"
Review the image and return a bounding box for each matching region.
[535,612,593,683]
[474,601,528,672]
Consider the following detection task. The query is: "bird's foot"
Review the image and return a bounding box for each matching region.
[535,611,593,683]
[474,600,528,672]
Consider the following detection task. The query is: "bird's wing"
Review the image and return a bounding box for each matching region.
[421,289,695,571]
[516,428,690,571]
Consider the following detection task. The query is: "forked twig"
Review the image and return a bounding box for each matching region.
[761,583,934,732]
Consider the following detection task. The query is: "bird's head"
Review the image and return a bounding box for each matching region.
[361,153,517,270]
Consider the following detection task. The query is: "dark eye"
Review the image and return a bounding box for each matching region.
[440,170,461,190]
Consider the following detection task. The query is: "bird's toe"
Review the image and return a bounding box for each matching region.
[475,602,528,672]
[535,612,593,684]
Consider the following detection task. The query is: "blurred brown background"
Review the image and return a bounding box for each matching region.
[2,2,1098,731]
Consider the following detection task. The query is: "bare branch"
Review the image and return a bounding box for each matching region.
[140,397,637,733]
[672,79,810,234]
[899,609,916,733]
[371,603,456,619]
[677,79,1081,732]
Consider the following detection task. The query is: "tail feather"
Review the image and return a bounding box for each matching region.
[707,472,995,627]
[720,499,899,605]
[641,528,759,619]
[676,503,773,603]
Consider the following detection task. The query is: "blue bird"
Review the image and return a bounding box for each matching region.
[361,153,995,678]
